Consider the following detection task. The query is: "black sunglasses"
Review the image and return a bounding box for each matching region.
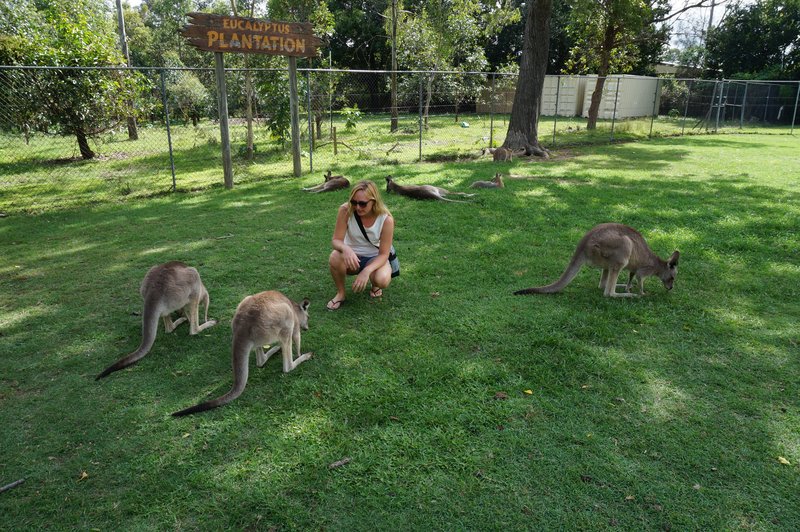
[350,199,373,208]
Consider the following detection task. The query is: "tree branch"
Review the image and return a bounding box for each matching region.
[654,0,716,23]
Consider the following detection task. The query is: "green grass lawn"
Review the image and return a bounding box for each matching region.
[1,134,799,529]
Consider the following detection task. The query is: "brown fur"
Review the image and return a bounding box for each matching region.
[172,291,312,416]
[303,170,350,193]
[470,173,505,189]
[96,262,217,380]
[385,175,474,202]
[514,223,679,297]
[492,147,513,162]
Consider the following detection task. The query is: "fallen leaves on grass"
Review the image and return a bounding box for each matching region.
[78,471,89,481]
[494,392,508,400]
[777,456,791,465]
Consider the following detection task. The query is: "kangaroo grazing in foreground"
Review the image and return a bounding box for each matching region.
[172,291,312,417]
[385,175,475,202]
[470,173,505,189]
[513,223,679,298]
[96,262,217,380]
[302,170,350,193]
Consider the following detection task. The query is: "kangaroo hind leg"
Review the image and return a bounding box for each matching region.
[603,266,636,297]
[256,345,281,367]
[163,313,187,333]
[188,298,217,334]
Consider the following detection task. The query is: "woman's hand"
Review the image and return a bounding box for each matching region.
[342,246,360,272]
[352,271,370,293]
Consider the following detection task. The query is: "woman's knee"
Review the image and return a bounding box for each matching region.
[329,250,344,269]
[370,264,392,288]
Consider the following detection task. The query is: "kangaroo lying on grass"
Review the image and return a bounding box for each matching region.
[96,262,217,380]
[470,173,505,189]
[514,223,679,297]
[303,170,350,193]
[172,291,312,417]
[385,175,475,202]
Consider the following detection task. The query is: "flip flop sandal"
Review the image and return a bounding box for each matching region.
[326,298,345,311]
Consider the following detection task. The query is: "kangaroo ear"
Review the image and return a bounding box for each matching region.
[668,250,680,268]
[301,298,310,311]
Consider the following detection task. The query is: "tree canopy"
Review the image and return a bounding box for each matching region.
[0,0,148,158]
[706,0,800,80]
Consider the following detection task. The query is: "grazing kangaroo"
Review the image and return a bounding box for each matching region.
[470,173,505,189]
[303,170,350,193]
[514,223,679,298]
[96,262,217,380]
[385,175,475,203]
[172,291,312,417]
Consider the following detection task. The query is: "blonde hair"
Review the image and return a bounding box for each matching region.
[347,180,391,218]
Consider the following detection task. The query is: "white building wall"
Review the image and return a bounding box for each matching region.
[581,75,661,119]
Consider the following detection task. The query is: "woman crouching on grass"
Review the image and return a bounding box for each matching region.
[327,180,396,311]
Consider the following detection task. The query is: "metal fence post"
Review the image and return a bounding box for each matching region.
[418,74,424,162]
[552,75,560,146]
[306,70,313,172]
[649,77,660,138]
[714,80,725,132]
[764,84,771,121]
[681,79,693,136]
[489,73,495,148]
[740,81,749,129]
[610,77,620,142]
[159,69,176,191]
[791,81,800,135]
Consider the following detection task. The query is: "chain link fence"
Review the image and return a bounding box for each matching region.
[1,65,798,213]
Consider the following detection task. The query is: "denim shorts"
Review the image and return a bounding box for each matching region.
[356,254,378,273]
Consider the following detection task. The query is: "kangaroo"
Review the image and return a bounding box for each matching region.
[514,223,679,298]
[96,262,217,380]
[302,170,350,193]
[470,173,505,189]
[385,175,475,203]
[172,291,312,417]
[491,147,514,162]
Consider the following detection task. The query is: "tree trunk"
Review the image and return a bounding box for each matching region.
[315,112,323,139]
[586,76,607,130]
[502,0,553,158]
[127,116,138,140]
[424,74,434,130]
[76,129,95,159]
[586,22,615,130]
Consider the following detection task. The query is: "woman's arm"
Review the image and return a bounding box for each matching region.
[358,215,394,277]
[332,204,359,271]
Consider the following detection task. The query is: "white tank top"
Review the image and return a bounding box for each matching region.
[344,213,388,256]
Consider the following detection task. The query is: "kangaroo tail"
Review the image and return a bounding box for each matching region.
[514,248,585,295]
[96,298,161,380]
[171,338,252,417]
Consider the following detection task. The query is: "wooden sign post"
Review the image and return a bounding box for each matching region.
[181,13,322,183]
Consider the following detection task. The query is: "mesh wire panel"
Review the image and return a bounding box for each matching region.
[1,65,797,214]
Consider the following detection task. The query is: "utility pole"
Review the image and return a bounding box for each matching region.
[390,0,399,132]
[115,0,138,140]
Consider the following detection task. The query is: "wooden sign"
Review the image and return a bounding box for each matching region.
[181,12,322,57]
